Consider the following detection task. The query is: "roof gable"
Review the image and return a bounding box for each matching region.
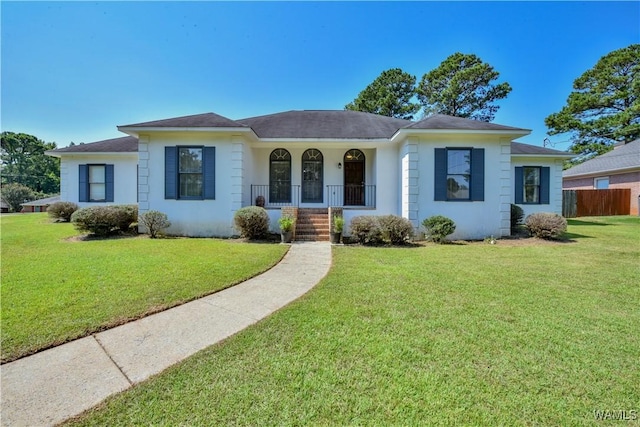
[406,114,529,132]
[120,112,246,128]
[47,136,138,154]
[237,110,410,139]
[564,139,640,177]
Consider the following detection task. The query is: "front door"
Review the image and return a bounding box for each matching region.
[344,149,365,206]
[302,149,323,203]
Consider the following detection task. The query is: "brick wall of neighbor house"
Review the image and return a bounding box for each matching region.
[564,172,640,215]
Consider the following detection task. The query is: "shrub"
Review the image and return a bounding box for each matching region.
[234,206,269,239]
[332,215,345,233]
[139,210,171,238]
[511,204,524,233]
[350,215,384,245]
[525,212,567,239]
[422,215,456,244]
[115,205,138,232]
[0,183,35,212]
[48,201,78,222]
[71,205,138,237]
[278,214,295,232]
[378,215,415,245]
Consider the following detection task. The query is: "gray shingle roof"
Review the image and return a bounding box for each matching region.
[563,139,640,177]
[407,114,529,132]
[237,110,410,139]
[48,136,138,154]
[21,195,60,207]
[120,112,246,128]
[511,141,573,156]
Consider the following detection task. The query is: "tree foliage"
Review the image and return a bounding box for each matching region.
[416,52,512,122]
[1,132,60,194]
[0,183,36,212]
[345,68,420,120]
[545,44,640,162]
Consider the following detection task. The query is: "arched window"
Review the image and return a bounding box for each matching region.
[344,149,365,205]
[270,148,291,203]
[302,149,323,203]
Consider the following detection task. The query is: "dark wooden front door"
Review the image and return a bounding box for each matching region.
[344,150,365,206]
[302,149,323,203]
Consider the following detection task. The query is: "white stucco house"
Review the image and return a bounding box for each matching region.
[46,110,573,240]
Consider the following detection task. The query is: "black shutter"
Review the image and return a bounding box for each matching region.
[514,167,524,204]
[79,165,88,202]
[540,167,550,204]
[203,147,215,200]
[434,148,447,201]
[105,165,114,202]
[165,146,177,199]
[470,148,485,201]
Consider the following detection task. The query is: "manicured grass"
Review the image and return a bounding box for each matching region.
[0,214,288,362]
[68,216,639,426]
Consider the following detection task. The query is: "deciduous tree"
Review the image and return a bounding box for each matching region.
[416,52,512,122]
[1,132,60,194]
[545,44,640,162]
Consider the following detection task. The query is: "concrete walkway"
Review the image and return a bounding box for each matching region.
[1,242,332,427]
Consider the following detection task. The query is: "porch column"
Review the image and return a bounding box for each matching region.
[231,137,245,214]
[401,137,419,227]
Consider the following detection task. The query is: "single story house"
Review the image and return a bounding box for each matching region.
[563,139,640,215]
[20,195,61,213]
[47,110,573,240]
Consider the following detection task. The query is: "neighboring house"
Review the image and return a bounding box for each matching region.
[20,195,61,213]
[563,139,640,215]
[1,198,9,213]
[46,110,573,240]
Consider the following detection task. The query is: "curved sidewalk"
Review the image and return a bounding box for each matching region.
[1,242,332,427]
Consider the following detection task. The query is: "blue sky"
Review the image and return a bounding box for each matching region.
[2,1,638,148]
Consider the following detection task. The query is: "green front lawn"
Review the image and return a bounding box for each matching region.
[0,214,288,362]
[69,216,639,426]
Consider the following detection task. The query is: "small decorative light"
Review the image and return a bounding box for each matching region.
[338,162,342,169]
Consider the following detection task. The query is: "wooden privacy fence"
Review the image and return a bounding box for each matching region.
[562,189,631,218]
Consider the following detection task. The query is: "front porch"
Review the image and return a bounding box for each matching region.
[250,184,377,209]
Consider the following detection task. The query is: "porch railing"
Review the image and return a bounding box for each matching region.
[326,185,376,208]
[251,185,301,207]
[250,184,376,208]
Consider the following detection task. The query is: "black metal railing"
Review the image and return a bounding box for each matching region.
[326,185,376,208]
[251,185,300,207]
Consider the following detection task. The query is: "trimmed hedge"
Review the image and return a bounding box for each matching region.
[525,212,567,239]
[234,206,269,239]
[350,215,414,245]
[48,201,79,222]
[139,210,171,238]
[71,205,138,237]
[511,204,524,234]
[422,215,456,244]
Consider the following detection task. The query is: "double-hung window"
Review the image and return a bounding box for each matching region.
[434,148,484,201]
[79,164,114,202]
[165,146,215,200]
[515,166,550,204]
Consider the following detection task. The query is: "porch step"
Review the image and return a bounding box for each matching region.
[295,208,330,242]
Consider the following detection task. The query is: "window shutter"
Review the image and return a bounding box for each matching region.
[165,146,177,199]
[434,148,447,201]
[203,147,216,200]
[514,167,524,204]
[79,165,88,202]
[470,148,484,201]
[105,165,114,202]
[540,167,550,204]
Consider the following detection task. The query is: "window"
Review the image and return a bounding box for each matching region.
[434,148,484,201]
[594,177,609,189]
[165,146,215,200]
[269,149,291,203]
[514,166,550,204]
[79,164,114,202]
[89,165,106,201]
